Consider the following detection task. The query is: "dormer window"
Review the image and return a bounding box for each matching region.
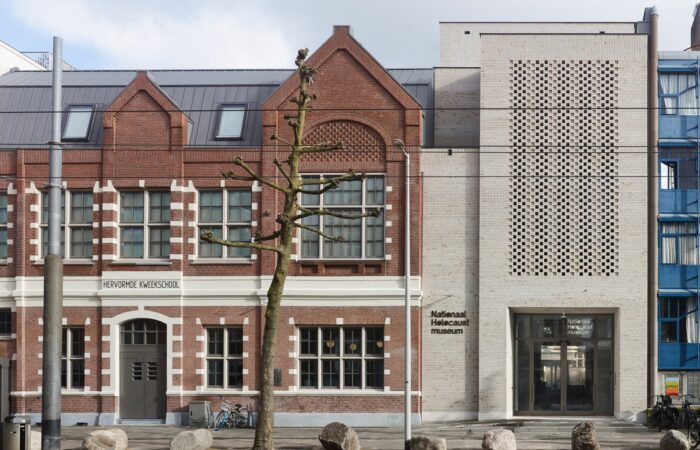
[216,104,246,139]
[62,105,94,140]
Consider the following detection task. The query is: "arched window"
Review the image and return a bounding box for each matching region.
[121,319,166,345]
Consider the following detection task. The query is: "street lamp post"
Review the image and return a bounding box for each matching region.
[393,139,411,449]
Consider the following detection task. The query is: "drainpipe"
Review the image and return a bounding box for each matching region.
[648,7,659,409]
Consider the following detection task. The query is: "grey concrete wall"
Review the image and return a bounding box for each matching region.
[434,69,480,148]
[421,149,480,421]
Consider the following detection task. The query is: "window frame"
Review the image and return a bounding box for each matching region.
[61,327,85,390]
[205,327,244,389]
[0,192,7,260]
[660,160,678,190]
[298,174,385,260]
[214,104,247,140]
[659,73,698,116]
[118,190,171,260]
[197,189,253,259]
[660,220,698,266]
[40,190,93,260]
[0,309,11,336]
[62,104,95,141]
[297,326,384,390]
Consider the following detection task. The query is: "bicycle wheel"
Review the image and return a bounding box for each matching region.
[234,408,250,427]
[214,410,229,431]
[690,422,700,449]
[649,406,660,429]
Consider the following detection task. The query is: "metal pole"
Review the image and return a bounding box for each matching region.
[42,36,63,450]
[393,139,411,449]
[647,8,659,408]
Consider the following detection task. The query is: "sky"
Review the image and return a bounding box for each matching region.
[0,0,697,70]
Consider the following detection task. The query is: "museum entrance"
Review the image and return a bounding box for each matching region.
[514,314,614,416]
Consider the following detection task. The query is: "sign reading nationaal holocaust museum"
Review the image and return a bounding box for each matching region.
[430,310,469,335]
[101,280,181,289]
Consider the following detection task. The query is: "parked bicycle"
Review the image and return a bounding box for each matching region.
[649,394,678,432]
[213,396,250,430]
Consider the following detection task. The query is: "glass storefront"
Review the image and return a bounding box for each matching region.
[514,314,614,415]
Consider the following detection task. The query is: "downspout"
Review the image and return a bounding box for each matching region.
[648,7,659,408]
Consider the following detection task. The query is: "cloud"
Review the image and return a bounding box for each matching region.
[7,0,296,68]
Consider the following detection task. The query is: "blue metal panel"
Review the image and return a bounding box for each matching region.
[659,190,700,214]
[659,265,700,290]
[660,116,700,140]
[659,343,700,370]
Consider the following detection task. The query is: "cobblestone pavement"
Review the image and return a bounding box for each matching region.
[59,421,668,449]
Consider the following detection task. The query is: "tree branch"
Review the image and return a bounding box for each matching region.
[223,156,288,193]
[200,230,281,254]
[270,134,293,147]
[293,222,344,242]
[296,206,381,221]
[299,142,344,154]
[273,159,293,185]
[300,171,364,186]
[254,229,283,243]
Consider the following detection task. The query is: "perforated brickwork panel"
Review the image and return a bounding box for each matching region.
[510,60,619,276]
[304,120,384,163]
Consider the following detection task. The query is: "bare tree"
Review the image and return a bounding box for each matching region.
[201,48,379,450]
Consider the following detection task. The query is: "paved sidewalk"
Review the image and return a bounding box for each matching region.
[58,420,670,449]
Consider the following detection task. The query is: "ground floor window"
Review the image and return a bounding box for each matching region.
[62,327,85,389]
[514,314,613,415]
[206,327,243,388]
[298,326,384,389]
[660,297,699,343]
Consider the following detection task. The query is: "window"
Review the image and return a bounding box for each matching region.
[299,175,385,259]
[660,74,698,115]
[121,319,166,345]
[661,161,678,190]
[61,327,85,389]
[298,326,384,389]
[62,105,94,140]
[216,104,246,139]
[660,297,700,344]
[661,222,698,265]
[0,309,10,336]
[198,190,252,258]
[41,191,93,259]
[0,193,7,259]
[119,191,170,259]
[206,327,243,388]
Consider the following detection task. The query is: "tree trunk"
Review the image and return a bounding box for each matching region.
[253,225,292,450]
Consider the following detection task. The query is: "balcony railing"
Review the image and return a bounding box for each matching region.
[21,52,75,71]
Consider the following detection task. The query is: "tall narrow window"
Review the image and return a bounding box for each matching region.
[62,105,94,140]
[0,193,7,259]
[40,191,66,258]
[661,222,699,265]
[198,190,252,258]
[661,161,677,190]
[216,104,246,139]
[62,327,85,389]
[119,191,170,259]
[206,327,244,388]
[0,309,10,336]
[299,175,385,259]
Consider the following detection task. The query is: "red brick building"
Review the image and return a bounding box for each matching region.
[0,26,429,425]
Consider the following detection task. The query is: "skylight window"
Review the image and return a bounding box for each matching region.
[62,105,94,140]
[216,104,246,139]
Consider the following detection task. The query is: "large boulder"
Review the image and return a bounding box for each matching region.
[410,436,447,450]
[169,429,213,450]
[571,421,600,450]
[660,430,691,450]
[82,428,128,450]
[318,422,361,450]
[481,429,516,450]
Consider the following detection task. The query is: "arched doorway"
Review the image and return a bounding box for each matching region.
[119,319,166,420]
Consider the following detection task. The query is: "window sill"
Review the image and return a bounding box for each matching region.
[109,260,172,266]
[189,259,254,265]
[299,259,386,265]
[33,259,95,266]
[0,335,13,341]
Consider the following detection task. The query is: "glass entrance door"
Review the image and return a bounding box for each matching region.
[514,314,614,416]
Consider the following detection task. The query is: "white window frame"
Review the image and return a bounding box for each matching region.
[118,190,170,260]
[197,189,253,259]
[298,174,385,260]
[205,327,244,389]
[40,190,93,260]
[215,104,247,139]
[0,192,7,260]
[297,326,384,390]
[62,104,95,141]
[62,327,85,390]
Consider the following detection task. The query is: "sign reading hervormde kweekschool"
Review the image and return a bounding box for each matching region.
[101,280,180,289]
[430,310,469,335]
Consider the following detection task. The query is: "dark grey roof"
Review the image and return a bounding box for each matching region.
[0,68,433,148]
